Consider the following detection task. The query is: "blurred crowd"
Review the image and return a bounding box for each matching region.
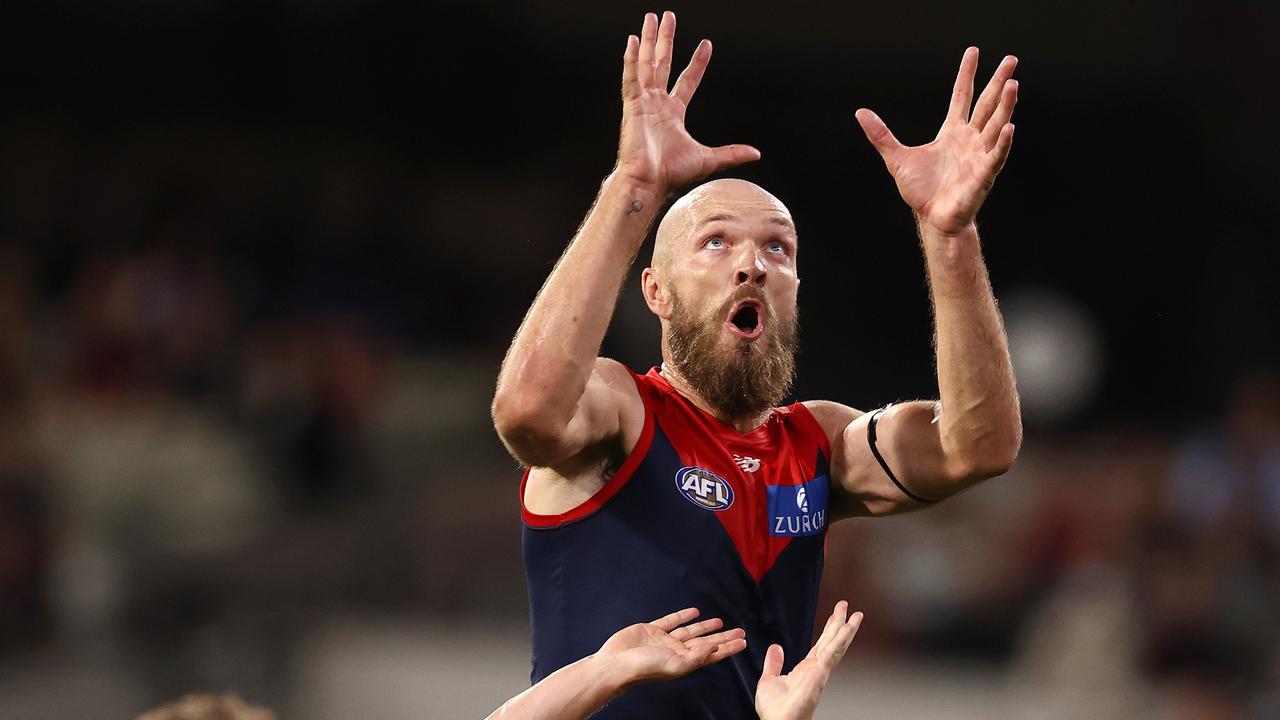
[0,119,526,714]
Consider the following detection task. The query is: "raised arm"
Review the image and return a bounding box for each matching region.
[813,48,1023,516]
[492,11,759,468]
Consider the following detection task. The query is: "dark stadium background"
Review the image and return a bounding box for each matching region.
[0,1,1276,717]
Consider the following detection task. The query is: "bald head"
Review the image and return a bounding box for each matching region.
[652,179,794,273]
[641,178,801,423]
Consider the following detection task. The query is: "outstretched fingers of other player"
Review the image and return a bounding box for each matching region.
[805,600,849,662]
[651,607,701,633]
[696,627,746,647]
[669,616,724,641]
[708,635,748,661]
[694,629,747,663]
[674,630,746,673]
[854,108,904,164]
[970,55,1018,130]
[671,38,712,107]
[980,79,1018,150]
[946,47,980,123]
[826,611,864,666]
[680,637,718,665]
[698,629,746,662]
[652,11,677,90]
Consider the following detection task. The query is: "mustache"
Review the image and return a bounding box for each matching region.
[664,284,799,420]
[717,285,772,317]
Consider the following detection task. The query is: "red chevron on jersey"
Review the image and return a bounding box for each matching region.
[521,364,834,717]
[643,367,831,581]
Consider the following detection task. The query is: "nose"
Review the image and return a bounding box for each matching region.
[734,245,767,287]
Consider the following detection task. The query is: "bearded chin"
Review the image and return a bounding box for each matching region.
[665,292,798,420]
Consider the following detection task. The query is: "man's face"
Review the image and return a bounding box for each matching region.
[651,182,801,418]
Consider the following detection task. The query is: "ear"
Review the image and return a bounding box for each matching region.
[641,267,672,320]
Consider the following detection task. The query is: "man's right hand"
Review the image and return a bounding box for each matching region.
[493,12,754,475]
[616,11,761,196]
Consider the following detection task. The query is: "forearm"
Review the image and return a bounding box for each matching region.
[920,221,1022,487]
[494,171,662,429]
[486,654,628,720]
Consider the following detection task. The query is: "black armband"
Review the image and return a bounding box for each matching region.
[867,406,938,504]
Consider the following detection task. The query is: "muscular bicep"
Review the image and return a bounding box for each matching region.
[806,399,952,518]
[495,357,643,470]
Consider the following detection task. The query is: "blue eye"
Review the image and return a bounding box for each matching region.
[705,237,724,249]
[768,241,785,253]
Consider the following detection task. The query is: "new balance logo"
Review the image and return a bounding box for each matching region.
[733,455,761,473]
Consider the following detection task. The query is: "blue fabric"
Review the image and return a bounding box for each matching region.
[523,423,830,719]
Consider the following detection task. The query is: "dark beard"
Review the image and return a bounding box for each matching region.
[666,287,799,421]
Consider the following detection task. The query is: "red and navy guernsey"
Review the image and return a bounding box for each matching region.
[521,365,833,719]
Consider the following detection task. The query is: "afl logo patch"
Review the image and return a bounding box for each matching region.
[675,467,734,511]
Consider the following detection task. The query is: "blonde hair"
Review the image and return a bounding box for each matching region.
[134,693,275,720]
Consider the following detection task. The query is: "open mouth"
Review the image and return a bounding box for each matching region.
[725,299,765,340]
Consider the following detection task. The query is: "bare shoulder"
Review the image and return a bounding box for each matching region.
[547,356,646,459]
[591,357,646,431]
[592,356,640,395]
[801,400,864,442]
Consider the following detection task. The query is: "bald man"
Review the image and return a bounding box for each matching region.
[493,11,1022,719]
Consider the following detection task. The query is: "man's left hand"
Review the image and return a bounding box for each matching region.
[855,48,1019,236]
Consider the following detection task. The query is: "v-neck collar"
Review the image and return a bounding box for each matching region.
[647,365,778,438]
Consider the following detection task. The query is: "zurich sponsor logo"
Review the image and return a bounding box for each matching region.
[675,466,734,511]
[768,474,829,537]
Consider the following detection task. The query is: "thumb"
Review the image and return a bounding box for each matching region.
[854,108,903,159]
[760,643,784,681]
[704,144,762,174]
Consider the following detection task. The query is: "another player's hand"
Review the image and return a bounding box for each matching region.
[595,607,748,687]
[754,601,863,720]
[855,48,1019,236]
[616,11,760,195]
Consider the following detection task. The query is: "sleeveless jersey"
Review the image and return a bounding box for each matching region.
[520,365,833,719]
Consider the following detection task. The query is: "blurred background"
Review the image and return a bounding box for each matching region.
[0,1,1277,718]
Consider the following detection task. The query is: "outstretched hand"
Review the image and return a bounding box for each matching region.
[856,48,1019,235]
[597,607,748,686]
[616,11,761,195]
[755,601,863,720]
